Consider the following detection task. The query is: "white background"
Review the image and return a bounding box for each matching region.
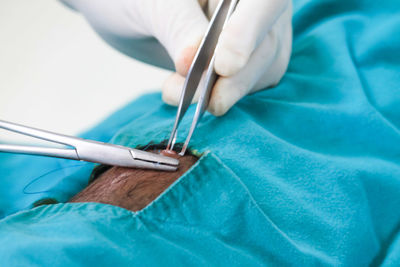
[0,0,171,142]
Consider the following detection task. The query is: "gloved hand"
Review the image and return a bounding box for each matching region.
[61,0,292,116]
[61,0,211,72]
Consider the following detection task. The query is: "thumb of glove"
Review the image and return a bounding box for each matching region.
[145,0,209,76]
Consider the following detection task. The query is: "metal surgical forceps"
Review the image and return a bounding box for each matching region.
[0,120,179,171]
[166,0,238,155]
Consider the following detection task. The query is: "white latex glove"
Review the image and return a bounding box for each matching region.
[61,0,211,72]
[164,0,293,116]
[61,0,292,116]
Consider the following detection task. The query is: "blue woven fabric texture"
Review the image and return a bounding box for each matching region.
[1,0,400,265]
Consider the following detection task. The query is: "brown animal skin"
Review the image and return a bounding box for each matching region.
[69,151,198,212]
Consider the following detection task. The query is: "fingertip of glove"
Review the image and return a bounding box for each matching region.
[162,91,177,106]
[175,33,205,76]
[208,104,228,117]
[162,73,185,106]
[175,45,198,76]
[208,87,232,117]
[208,77,251,116]
[214,44,248,77]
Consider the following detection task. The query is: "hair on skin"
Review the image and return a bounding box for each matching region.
[69,148,198,212]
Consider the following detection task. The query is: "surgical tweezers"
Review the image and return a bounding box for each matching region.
[167,0,238,155]
[0,120,179,171]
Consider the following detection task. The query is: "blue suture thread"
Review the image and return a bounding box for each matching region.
[23,163,88,195]
[141,142,153,151]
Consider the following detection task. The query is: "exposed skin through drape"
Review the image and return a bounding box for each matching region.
[70,151,198,212]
